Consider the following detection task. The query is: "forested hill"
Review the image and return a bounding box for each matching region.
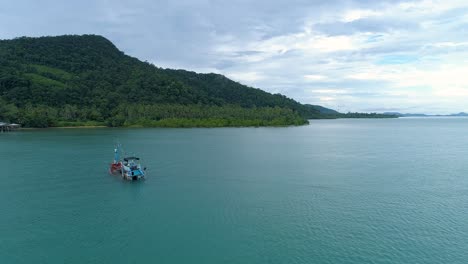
[0,34,326,127]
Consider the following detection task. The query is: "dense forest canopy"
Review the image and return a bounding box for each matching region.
[0,35,394,127]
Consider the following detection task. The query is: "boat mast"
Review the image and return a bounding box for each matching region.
[114,144,121,163]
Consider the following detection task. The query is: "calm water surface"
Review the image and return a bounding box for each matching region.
[1,118,468,263]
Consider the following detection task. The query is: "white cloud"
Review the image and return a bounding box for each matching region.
[310,89,345,94]
[304,74,327,81]
[319,96,335,101]
[397,0,468,15]
[348,64,468,90]
[227,71,266,83]
[308,35,356,52]
[430,42,468,48]
[342,9,382,22]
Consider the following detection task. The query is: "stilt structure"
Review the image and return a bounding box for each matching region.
[0,122,21,132]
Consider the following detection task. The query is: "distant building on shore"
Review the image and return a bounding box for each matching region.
[0,122,21,132]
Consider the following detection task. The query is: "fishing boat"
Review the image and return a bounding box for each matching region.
[110,144,146,181]
[121,156,146,181]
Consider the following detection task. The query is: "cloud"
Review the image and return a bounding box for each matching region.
[304,75,328,81]
[227,71,266,83]
[342,9,382,22]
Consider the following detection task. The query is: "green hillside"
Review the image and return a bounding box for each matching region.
[305,104,339,115]
[0,35,325,127]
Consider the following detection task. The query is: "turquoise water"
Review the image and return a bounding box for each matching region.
[1,118,468,263]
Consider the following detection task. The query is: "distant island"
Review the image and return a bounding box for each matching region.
[383,112,468,117]
[0,35,396,128]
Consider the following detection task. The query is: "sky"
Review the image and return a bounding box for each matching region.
[2,0,468,113]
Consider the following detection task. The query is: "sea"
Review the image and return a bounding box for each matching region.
[1,117,468,263]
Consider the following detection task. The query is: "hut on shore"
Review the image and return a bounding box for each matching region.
[0,122,21,132]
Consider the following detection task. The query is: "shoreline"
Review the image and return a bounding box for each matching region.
[51,126,108,129]
[15,117,401,129]
[15,116,402,130]
[19,124,308,129]
[20,126,107,130]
